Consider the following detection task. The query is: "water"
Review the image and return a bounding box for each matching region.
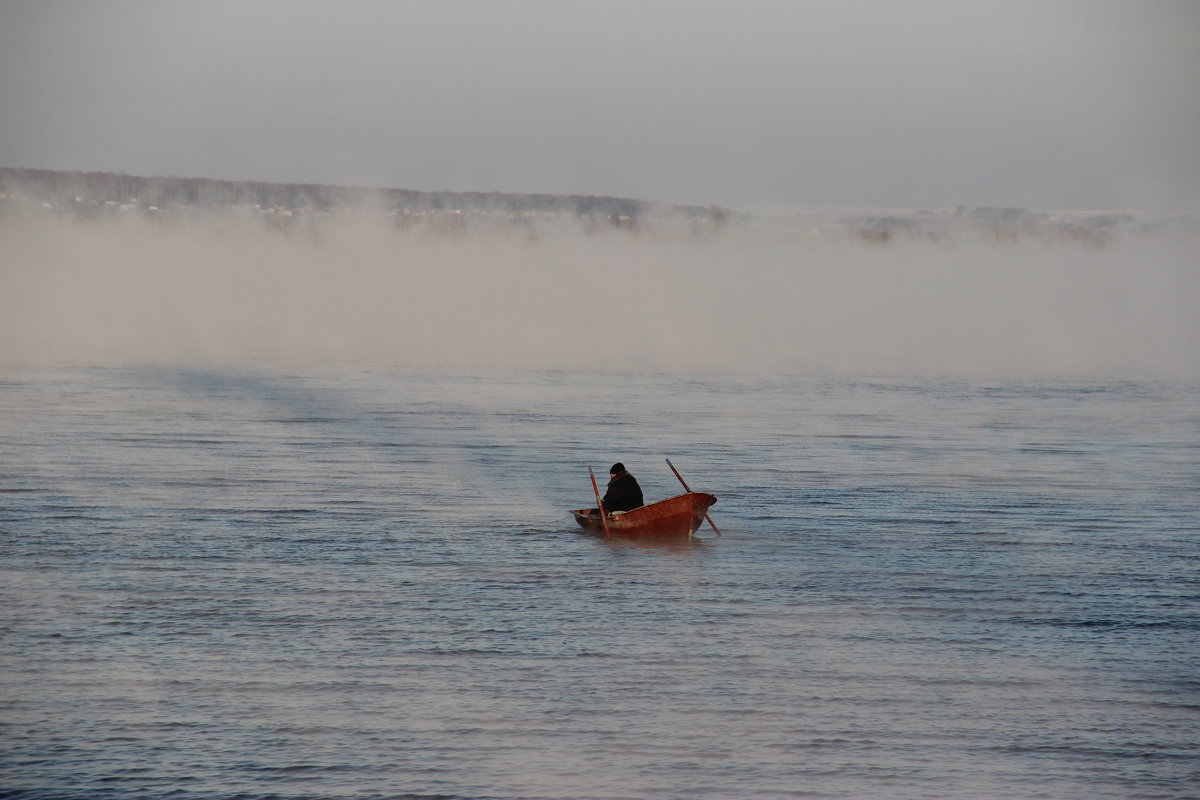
[2,363,1198,799]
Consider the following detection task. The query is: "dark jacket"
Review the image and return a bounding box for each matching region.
[602,470,644,513]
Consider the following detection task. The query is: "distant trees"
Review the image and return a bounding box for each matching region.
[0,167,711,223]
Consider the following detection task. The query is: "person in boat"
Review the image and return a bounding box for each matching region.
[601,462,644,514]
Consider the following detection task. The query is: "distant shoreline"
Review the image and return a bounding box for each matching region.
[0,166,715,220]
[2,166,1194,246]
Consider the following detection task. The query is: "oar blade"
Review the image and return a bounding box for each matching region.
[666,458,721,536]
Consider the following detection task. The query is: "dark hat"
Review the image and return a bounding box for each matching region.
[610,462,625,474]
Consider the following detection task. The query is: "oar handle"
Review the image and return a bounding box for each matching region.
[665,458,722,536]
[589,466,611,538]
[665,458,691,491]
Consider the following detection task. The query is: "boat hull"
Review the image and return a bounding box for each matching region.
[571,492,717,539]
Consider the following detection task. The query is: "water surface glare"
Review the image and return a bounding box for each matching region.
[2,365,1198,799]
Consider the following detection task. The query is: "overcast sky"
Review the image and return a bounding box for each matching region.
[2,0,1197,210]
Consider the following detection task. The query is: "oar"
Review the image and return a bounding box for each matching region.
[665,458,721,536]
[588,466,611,538]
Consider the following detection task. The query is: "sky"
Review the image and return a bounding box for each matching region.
[1,0,1198,211]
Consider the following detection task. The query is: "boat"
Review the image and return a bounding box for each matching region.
[571,492,717,539]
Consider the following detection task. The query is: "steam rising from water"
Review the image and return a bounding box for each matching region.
[2,208,1197,378]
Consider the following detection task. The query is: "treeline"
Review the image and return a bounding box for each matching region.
[0,167,711,220]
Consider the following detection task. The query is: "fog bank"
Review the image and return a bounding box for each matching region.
[3,207,1197,380]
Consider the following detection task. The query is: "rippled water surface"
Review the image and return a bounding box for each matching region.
[2,364,1198,799]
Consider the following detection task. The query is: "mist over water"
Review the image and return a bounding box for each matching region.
[3,207,1196,379]
[3,199,1199,799]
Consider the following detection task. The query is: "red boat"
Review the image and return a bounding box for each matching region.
[571,492,718,539]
